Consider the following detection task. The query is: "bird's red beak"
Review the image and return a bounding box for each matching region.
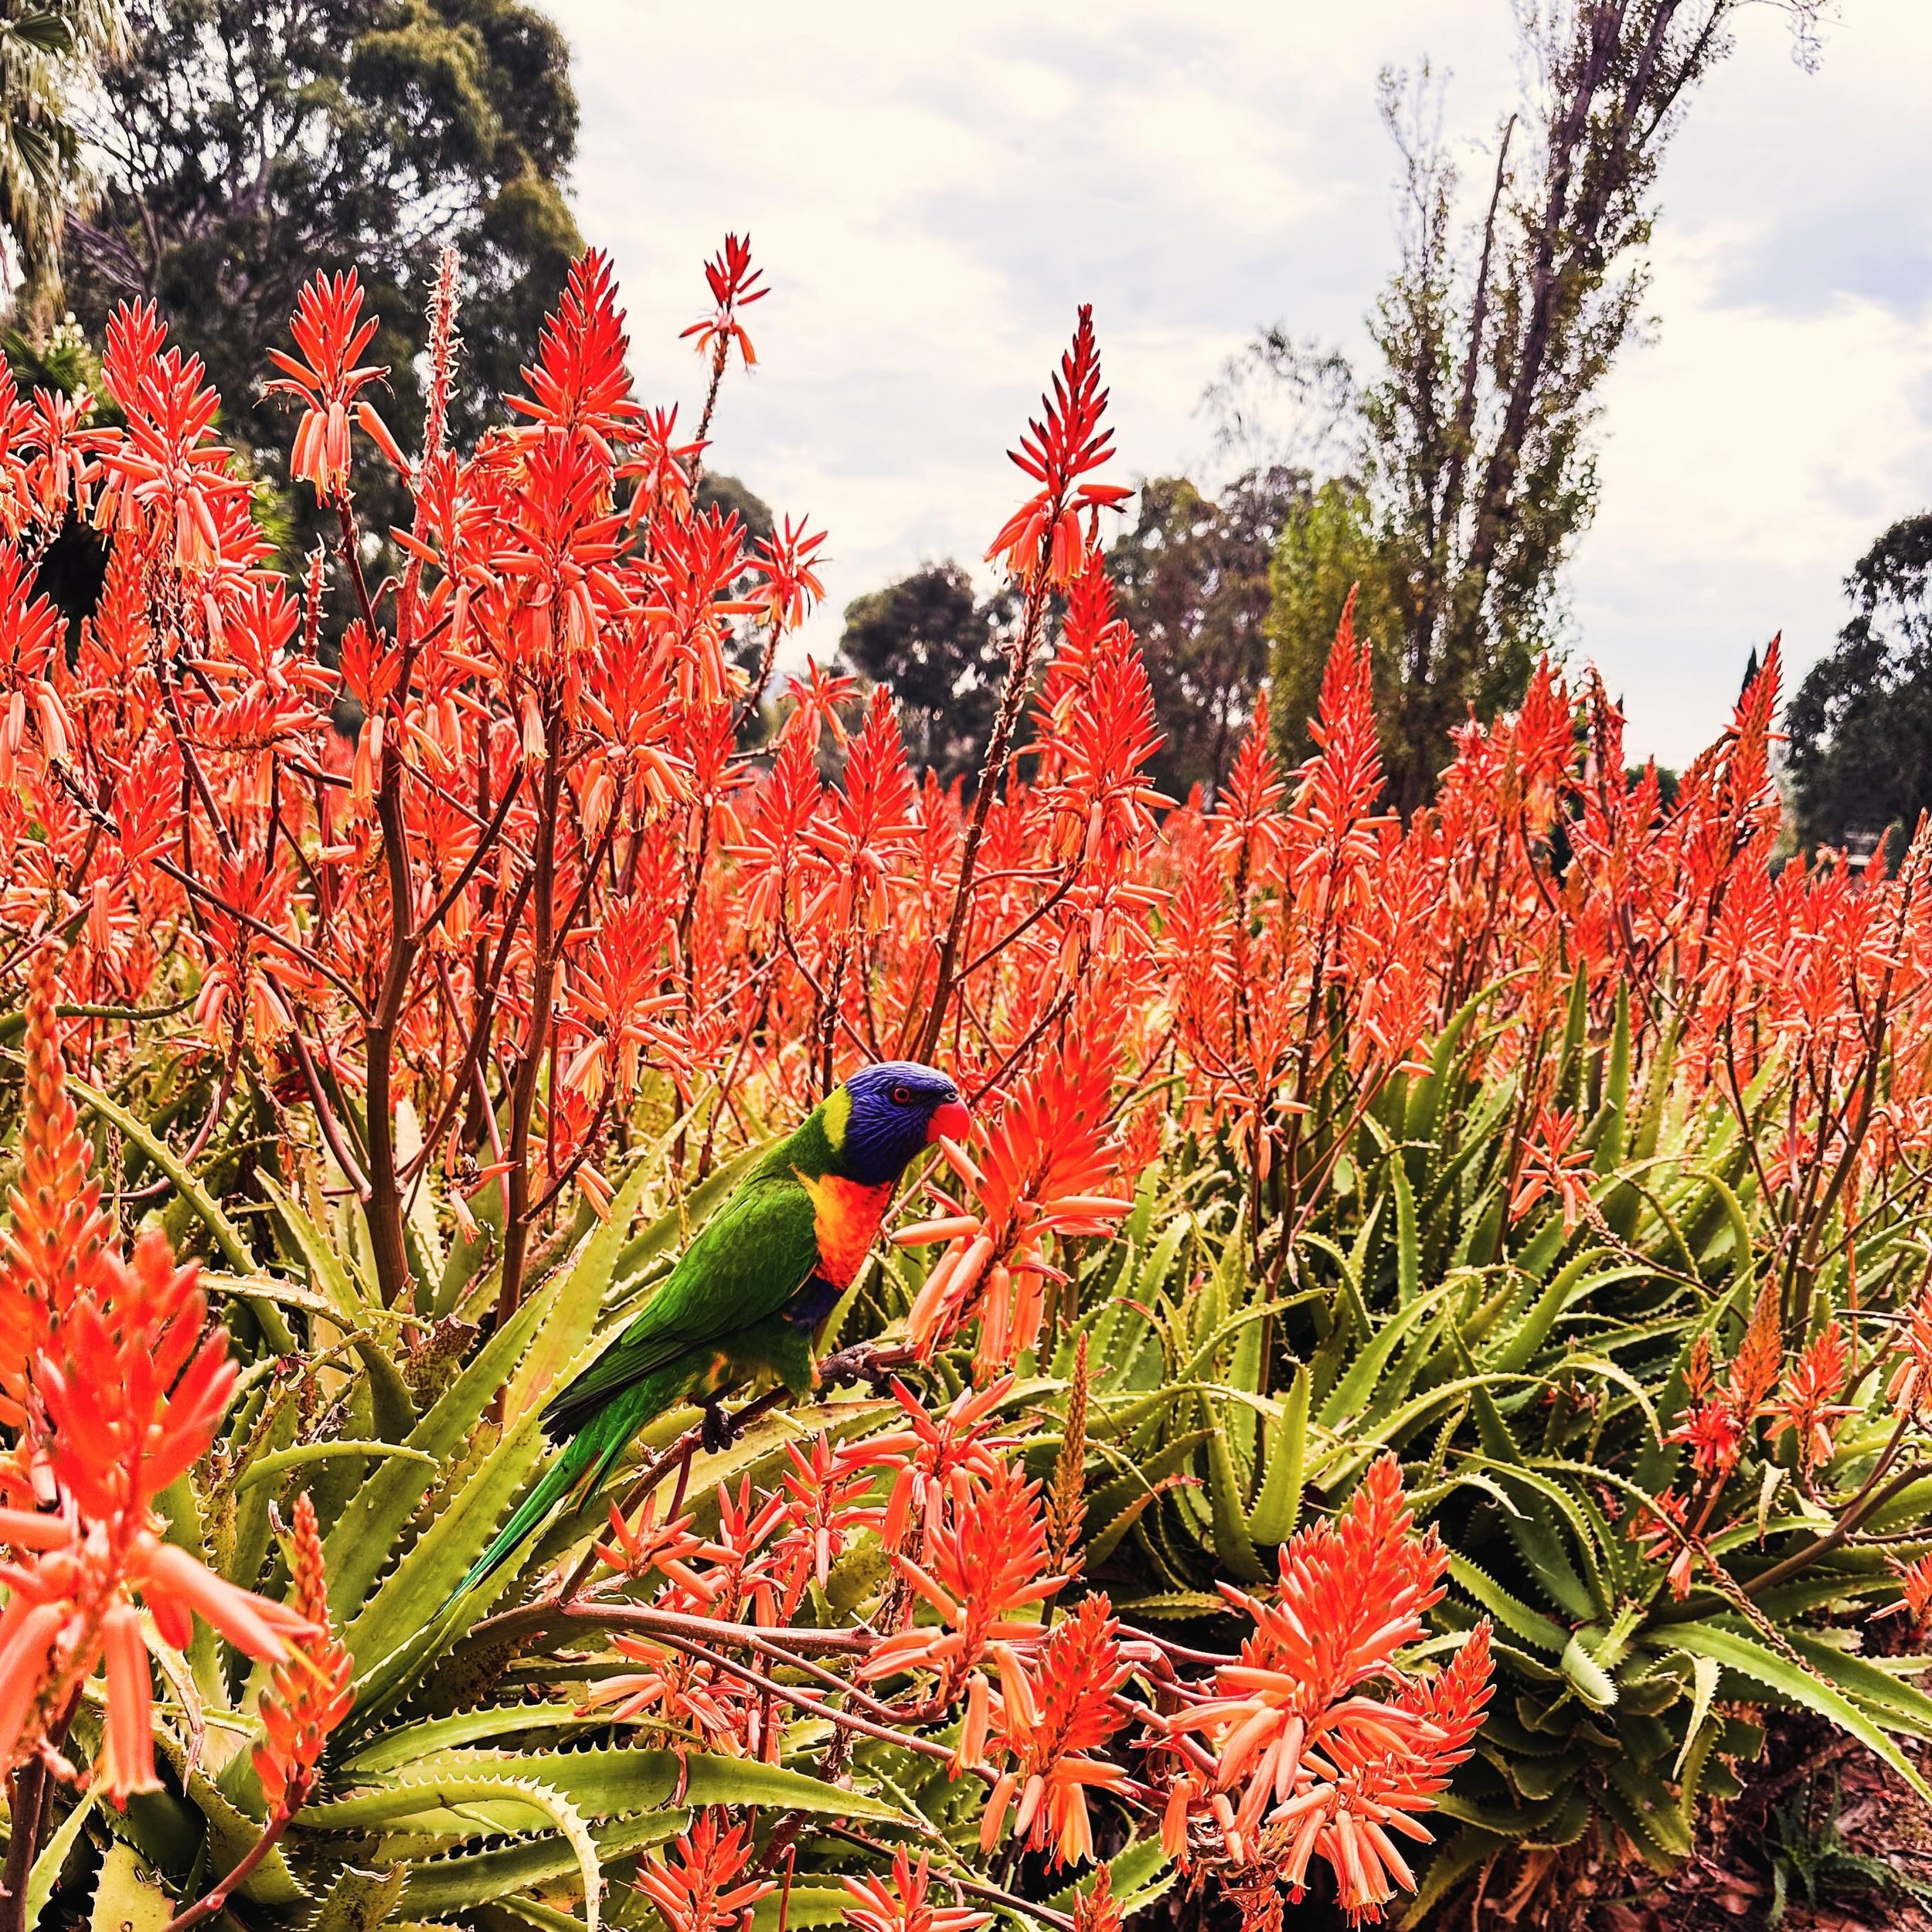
[927,1099,971,1145]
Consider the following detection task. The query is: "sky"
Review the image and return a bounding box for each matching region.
[549,1,1932,769]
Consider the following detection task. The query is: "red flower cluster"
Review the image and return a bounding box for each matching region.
[0,951,325,1804]
[267,270,398,500]
[979,1594,1131,1866]
[253,1492,353,1815]
[1165,1459,1492,1923]
[637,1808,774,1932]
[865,1460,1063,1696]
[843,1848,991,1932]
[987,305,1131,585]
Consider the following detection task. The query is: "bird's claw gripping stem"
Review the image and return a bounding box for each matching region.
[820,1340,910,1395]
[699,1402,737,1454]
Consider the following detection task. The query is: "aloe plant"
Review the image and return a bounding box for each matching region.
[997,980,1932,1922]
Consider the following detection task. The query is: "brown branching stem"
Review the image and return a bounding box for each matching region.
[912,558,1056,1063]
[497,725,566,1333]
[162,1805,294,1932]
[0,1701,74,1932]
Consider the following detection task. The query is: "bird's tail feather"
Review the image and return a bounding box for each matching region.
[454,1437,597,1603]
[452,1360,700,1605]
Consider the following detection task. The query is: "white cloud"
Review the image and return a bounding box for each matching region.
[552,0,1932,768]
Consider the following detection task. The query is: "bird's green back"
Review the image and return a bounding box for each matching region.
[540,1124,828,1436]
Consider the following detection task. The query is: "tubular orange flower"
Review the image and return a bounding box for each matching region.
[1889,1551,1932,1633]
[0,946,114,1432]
[681,233,767,372]
[782,657,860,750]
[750,515,828,632]
[36,1231,235,1522]
[618,406,703,522]
[837,1375,1015,1556]
[901,1038,1131,1369]
[1888,1281,1932,1420]
[1245,1621,1494,1927]
[726,724,826,934]
[97,1605,158,1797]
[94,301,252,573]
[0,1394,315,1804]
[1632,1489,1698,1599]
[1509,1104,1594,1232]
[0,954,314,1804]
[1035,576,1172,865]
[510,247,643,449]
[1208,688,1290,878]
[979,1594,1131,1866]
[1070,1866,1123,1932]
[1766,1318,1855,1469]
[594,1493,708,1586]
[801,687,920,932]
[1169,1458,1456,1840]
[1149,1459,1489,1923]
[1665,1398,1745,1481]
[774,1432,874,1596]
[1725,1284,1785,1420]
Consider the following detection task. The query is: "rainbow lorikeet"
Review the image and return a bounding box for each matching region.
[460,1060,968,1594]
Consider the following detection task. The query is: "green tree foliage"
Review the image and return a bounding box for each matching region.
[1787,511,1932,855]
[1265,479,1406,762]
[57,0,580,550]
[1104,468,1302,796]
[696,471,774,546]
[838,562,1011,784]
[0,0,121,299]
[1267,2,1827,811]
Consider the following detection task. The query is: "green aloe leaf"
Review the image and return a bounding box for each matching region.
[74,1077,293,1349]
[306,1750,900,1833]
[1667,1617,1932,1804]
[321,1778,601,1930]
[505,1154,656,1422]
[234,1440,440,1488]
[340,1706,593,1774]
[311,1866,408,1932]
[1206,1413,1264,1583]
[1318,1284,1449,1429]
[1247,1362,1308,1546]
[750,1889,853,1931]
[260,1175,414,1439]
[321,1281,552,1622]
[27,1789,96,1930]
[1086,1431,1211,1566]
[1445,1553,1566,1653]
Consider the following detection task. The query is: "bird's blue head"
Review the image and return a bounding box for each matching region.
[828,1061,970,1186]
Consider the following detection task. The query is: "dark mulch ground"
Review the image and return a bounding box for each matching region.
[1413,1716,1932,1930]
[1590,1718,1932,1931]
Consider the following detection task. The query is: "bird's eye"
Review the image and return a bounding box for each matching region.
[891,1084,913,1104]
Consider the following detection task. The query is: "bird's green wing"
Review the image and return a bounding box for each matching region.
[541,1169,820,1434]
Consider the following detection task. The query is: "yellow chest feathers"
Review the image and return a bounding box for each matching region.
[794,1170,893,1289]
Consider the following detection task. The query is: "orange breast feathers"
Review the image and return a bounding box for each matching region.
[795,1171,894,1288]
